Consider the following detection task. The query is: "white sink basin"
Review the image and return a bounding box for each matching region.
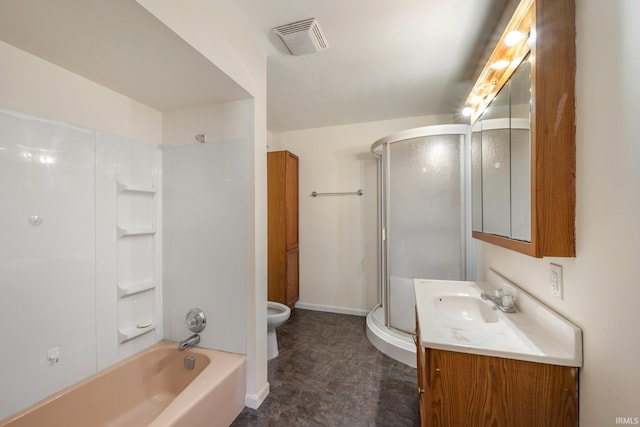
[414,270,583,367]
[434,296,498,323]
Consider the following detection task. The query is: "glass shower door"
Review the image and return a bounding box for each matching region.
[384,134,465,333]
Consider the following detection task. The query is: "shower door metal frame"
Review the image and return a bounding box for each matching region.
[371,124,472,329]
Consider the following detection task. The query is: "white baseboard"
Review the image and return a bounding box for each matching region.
[294,301,368,317]
[244,382,269,409]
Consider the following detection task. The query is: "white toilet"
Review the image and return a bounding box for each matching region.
[267,301,291,360]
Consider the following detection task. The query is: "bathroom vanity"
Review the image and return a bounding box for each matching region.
[415,339,578,426]
[414,273,581,427]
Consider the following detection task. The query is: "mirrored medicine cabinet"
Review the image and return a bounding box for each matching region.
[467,0,576,258]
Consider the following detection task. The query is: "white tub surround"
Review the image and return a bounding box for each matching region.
[0,108,162,418]
[414,270,582,367]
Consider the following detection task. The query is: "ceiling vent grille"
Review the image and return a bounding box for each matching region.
[274,18,328,56]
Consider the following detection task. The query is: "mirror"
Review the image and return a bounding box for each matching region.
[509,59,531,241]
[467,0,576,258]
[471,59,531,241]
[471,121,482,232]
[478,77,511,238]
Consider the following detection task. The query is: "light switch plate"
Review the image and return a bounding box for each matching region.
[550,263,563,300]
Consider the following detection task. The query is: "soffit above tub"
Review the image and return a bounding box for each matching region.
[0,0,250,112]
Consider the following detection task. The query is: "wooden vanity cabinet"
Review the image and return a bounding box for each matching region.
[267,150,299,309]
[415,322,578,426]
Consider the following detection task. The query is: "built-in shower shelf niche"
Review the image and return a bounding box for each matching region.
[111,141,161,348]
[117,287,156,343]
[116,180,157,194]
[117,226,157,238]
[117,235,154,284]
[118,321,157,344]
[116,181,156,233]
[117,280,156,298]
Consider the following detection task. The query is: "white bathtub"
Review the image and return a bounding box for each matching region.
[0,341,246,427]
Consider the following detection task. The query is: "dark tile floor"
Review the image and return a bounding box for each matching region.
[231,309,420,427]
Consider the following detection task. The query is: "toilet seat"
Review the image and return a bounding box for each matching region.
[267,301,291,326]
[267,301,291,360]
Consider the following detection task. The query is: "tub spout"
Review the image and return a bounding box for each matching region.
[178,333,200,351]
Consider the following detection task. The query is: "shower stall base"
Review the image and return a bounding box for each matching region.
[366,305,416,368]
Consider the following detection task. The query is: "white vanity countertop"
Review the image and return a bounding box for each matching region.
[414,271,583,367]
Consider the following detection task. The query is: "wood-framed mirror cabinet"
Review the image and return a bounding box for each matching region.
[466,0,576,258]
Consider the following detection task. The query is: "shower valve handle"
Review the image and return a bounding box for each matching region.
[185,308,207,333]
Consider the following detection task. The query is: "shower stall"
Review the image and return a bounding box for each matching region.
[365,124,472,367]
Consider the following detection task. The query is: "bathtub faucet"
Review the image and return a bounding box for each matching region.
[178,333,200,351]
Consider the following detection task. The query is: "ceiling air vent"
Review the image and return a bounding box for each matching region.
[274,18,328,56]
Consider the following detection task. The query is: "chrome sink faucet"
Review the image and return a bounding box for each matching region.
[481,290,516,313]
[178,333,201,351]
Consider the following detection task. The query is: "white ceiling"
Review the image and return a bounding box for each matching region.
[0,0,511,132]
[220,0,511,132]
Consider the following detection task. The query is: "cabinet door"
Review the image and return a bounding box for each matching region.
[429,349,578,427]
[267,150,299,306]
[285,248,299,307]
[285,152,298,249]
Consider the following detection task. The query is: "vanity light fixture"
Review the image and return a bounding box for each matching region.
[465,0,534,123]
[528,27,537,44]
[504,30,528,47]
[462,107,474,117]
[490,59,511,70]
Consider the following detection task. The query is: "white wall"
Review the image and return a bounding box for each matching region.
[474,0,640,425]
[0,41,162,144]
[136,0,270,407]
[163,101,255,146]
[270,114,453,315]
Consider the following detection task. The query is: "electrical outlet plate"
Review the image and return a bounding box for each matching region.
[550,263,563,299]
[46,347,60,363]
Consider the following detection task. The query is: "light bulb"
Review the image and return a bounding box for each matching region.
[504,31,527,47]
[490,59,510,70]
